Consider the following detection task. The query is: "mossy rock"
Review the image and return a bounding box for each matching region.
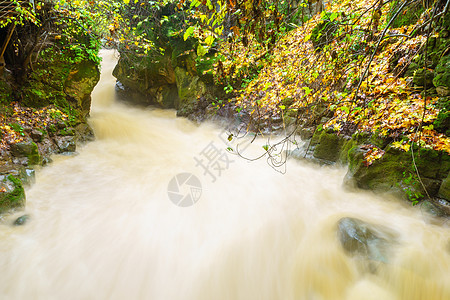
[155,84,179,108]
[339,138,358,165]
[9,140,41,165]
[0,175,25,214]
[0,78,13,105]
[174,67,207,116]
[346,144,449,199]
[313,131,344,162]
[413,68,434,87]
[64,60,101,117]
[433,97,450,135]
[112,52,176,107]
[433,56,450,97]
[390,1,424,28]
[439,173,450,201]
[346,145,406,193]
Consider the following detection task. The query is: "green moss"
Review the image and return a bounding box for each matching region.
[0,79,13,105]
[390,1,424,28]
[339,139,358,165]
[439,173,450,200]
[313,131,344,162]
[58,127,75,136]
[346,143,449,201]
[433,56,450,92]
[433,97,450,135]
[0,175,26,214]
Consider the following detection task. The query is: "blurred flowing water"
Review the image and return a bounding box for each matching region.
[0,49,449,300]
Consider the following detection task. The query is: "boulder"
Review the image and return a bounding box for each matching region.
[64,60,101,118]
[421,198,450,218]
[345,145,450,199]
[175,67,207,116]
[30,128,44,142]
[413,68,434,87]
[0,175,25,214]
[112,52,176,108]
[54,136,76,153]
[13,214,30,226]
[433,56,450,96]
[337,217,398,264]
[9,140,40,165]
[438,173,450,201]
[313,131,344,162]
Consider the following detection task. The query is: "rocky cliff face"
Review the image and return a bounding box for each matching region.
[0,7,101,215]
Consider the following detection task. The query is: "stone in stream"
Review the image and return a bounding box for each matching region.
[420,198,450,218]
[54,136,76,153]
[337,217,398,265]
[9,140,41,165]
[13,214,30,226]
[0,174,26,214]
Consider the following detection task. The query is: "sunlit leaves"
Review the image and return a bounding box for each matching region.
[184,26,195,41]
[220,0,449,154]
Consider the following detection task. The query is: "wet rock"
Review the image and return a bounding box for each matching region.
[438,174,450,201]
[9,140,40,165]
[313,131,344,162]
[430,198,450,216]
[54,136,76,153]
[75,123,95,143]
[175,66,207,116]
[337,217,398,264]
[20,168,35,186]
[298,127,315,140]
[64,60,101,118]
[420,199,450,218]
[13,214,30,226]
[433,56,450,96]
[0,175,26,214]
[436,86,450,97]
[30,129,44,142]
[345,145,450,199]
[413,68,434,87]
[41,156,53,166]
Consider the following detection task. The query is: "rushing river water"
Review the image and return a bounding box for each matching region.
[0,50,449,299]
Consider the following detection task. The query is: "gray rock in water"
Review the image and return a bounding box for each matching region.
[337,217,398,264]
[420,199,450,218]
[54,136,76,153]
[13,214,30,226]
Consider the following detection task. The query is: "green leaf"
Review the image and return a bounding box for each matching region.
[197,44,207,56]
[262,145,269,151]
[340,106,350,114]
[184,26,194,41]
[329,12,338,22]
[205,35,215,46]
[302,86,312,95]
